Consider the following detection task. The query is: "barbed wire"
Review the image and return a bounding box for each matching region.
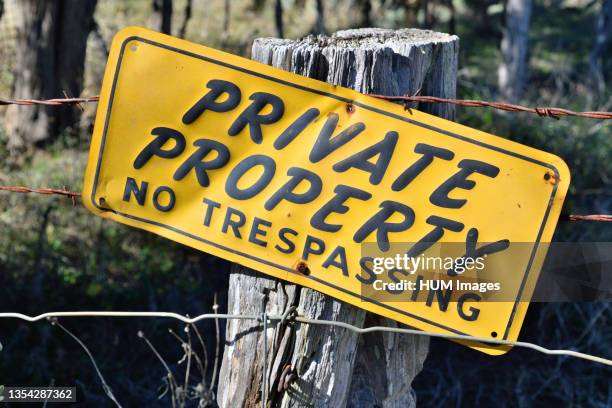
[1,184,610,222]
[567,214,612,222]
[0,96,100,106]
[1,95,611,119]
[371,94,612,119]
[0,311,609,367]
[0,185,80,198]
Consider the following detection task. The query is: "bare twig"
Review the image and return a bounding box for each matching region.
[49,318,122,407]
[191,323,209,380]
[138,330,179,408]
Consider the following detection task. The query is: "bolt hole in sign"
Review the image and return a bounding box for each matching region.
[83,27,570,354]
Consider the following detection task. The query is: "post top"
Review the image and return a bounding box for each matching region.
[254,28,458,51]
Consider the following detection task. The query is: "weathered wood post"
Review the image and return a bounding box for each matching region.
[218,28,458,408]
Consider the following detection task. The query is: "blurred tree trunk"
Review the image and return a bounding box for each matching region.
[275,0,284,38]
[222,0,230,45]
[498,0,532,103]
[0,0,4,22]
[393,0,418,28]
[447,0,456,34]
[178,0,192,38]
[252,0,267,11]
[352,0,372,27]
[590,0,612,94]
[470,0,498,34]
[149,0,173,34]
[423,0,432,27]
[5,0,97,156]
[314,0,325,34]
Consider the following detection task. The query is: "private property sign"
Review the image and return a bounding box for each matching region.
[83,27,570,354]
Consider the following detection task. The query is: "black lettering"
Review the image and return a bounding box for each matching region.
[353,200,415,251]
[387,267,408,295]
[249,217,272,247]
[333,131,398,185]
[426,286,453,312]
[448,228,510,276]
[311,185,372,233]
[265,167,322,210]
[222,207,246,238]
[309,113,365,163]
[302,235,325,260]
[407,216,464,257]
[123,177,148,205]
[430,159,500,209]
[152,186,175,212]
[411,275,424,301]
[173,139,230,187]
[274,108,320,150]
[457,292,481,321]
[225,155,276,200]
[134,127,186,169]
[182,79,241,124]
[228,92,285,144]
[202,198,221,227]
[322,246,349,276]
[392,143,454,191]
[275,227,298,254]
[356,257,377,285]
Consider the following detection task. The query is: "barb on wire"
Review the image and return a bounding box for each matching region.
[1,184,609,222]
[0,96,100,106]
[0,185,80,198]
[369,94,612,119]
[566,214,612,222]
[0,311,609,367]
[1,94,611,119]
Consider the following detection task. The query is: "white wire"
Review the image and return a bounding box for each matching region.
[0,311,609,367]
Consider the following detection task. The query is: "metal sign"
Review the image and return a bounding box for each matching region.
[83,27,570,354]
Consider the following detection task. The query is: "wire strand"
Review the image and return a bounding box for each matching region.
[0,96,100,106]
[1,95,611,119]
[0,311,609,367]
[370,94,612,119]
[0,184,609,222]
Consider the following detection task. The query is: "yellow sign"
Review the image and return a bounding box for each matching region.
[83,27,570,354]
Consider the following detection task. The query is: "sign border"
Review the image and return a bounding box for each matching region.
[90,34,562,342]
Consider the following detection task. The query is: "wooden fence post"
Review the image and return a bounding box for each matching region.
[217,28,459,408]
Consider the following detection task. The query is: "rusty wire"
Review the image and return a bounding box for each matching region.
[1,94,612,119]
[0,94,609,220]
[0,184,609,222]
[0,96,100,106]
[369,94,612,119]
[567,214,612,222]
[0,185,80,198]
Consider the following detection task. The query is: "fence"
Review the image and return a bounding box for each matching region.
[0,92,611,408]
